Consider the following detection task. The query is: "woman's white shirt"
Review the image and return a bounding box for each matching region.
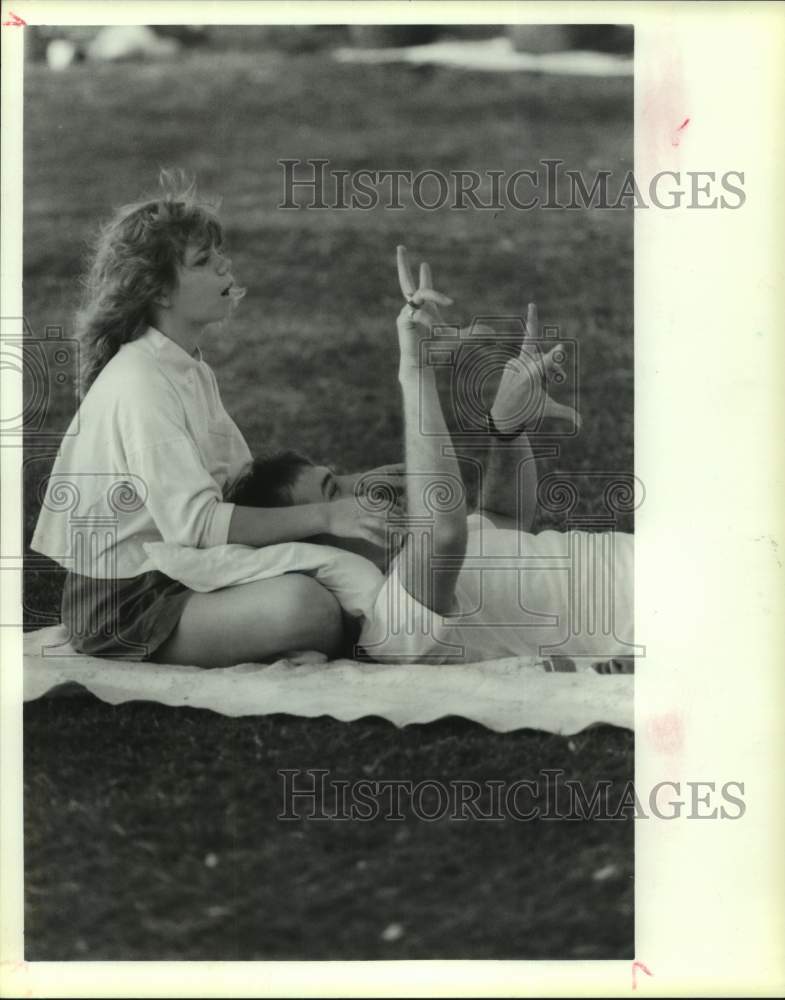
[31,326,252,579]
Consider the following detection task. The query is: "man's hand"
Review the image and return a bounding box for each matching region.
[396,246,453,370]
[490,303,582,434]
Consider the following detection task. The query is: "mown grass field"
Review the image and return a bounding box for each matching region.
[22,44,633,960]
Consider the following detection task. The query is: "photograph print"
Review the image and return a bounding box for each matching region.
[19,18,636,961]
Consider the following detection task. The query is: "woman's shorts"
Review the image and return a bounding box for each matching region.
[60,569,194,661]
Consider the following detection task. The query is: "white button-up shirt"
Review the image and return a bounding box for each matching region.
[31,326,252,579]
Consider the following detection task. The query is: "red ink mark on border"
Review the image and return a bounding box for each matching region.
[647,711,683,755]
[632,960,654,989]
[2,10,27,25]
[671,116,691,147]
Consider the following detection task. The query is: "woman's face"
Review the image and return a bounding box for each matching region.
[165,241,236,327]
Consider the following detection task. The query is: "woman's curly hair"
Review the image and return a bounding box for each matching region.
[75,168,224,400]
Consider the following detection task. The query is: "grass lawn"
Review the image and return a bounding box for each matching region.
[22,45,633,960]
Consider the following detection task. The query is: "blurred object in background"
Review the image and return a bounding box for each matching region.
[30,24,184,68]
[86,26,180,62]
[347,25,441,48]
[27,23,633,68]
[507,24,633,55]
[26,24,349,65]
[334,33,633,77]
[45,38,80,71]
[27,25,93,64]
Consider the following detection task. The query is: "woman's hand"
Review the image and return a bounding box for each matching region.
[490,303,582,434]
[323,495,400,549]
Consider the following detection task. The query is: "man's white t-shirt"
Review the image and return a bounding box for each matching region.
[359,513,634,664]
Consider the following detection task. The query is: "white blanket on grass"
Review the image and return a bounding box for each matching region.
[23,625,632,734]
[333,37,634,78]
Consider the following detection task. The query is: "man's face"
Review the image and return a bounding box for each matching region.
[289,464,342,505]
[289,464,392,572]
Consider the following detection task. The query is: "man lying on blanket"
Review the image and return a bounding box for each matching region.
[146,248,634,670]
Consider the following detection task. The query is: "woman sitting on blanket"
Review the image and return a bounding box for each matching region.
[31,172,403,666]
[211,250,635,670]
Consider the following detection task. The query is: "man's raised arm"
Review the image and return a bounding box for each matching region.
[394,261,467,616]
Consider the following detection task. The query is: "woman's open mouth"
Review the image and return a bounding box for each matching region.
[221,279,247,305]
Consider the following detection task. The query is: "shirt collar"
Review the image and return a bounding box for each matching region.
[141,326,204,371]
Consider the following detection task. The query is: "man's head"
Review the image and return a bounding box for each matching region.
[227,451,395,573]
[227,451,341,508]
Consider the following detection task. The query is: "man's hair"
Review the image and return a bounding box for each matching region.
[226,451,314,508]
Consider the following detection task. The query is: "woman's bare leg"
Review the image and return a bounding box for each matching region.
[151,574,344,667]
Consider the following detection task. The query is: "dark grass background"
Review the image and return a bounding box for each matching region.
[22,37,633,960]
